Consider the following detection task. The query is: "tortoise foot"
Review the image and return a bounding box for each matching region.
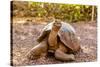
[26,40,48,60]
[55,49,75,61]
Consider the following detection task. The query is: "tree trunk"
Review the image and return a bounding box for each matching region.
[91,6,95,22]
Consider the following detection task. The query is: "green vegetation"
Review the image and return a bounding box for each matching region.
[11,1,97,22]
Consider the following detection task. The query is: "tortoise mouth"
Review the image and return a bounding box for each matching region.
[53,19,62,26]
[52,22,62,31]
[54,23,61,27]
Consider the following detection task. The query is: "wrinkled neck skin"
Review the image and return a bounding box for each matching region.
[48,26,60,47]
[50,26,60,37]
[52,26,60,31]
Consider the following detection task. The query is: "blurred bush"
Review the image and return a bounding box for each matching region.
[11,1,97,22]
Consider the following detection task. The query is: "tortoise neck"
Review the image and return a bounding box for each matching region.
[50,27,60,36]
[48,26,59,50]
[50,30,58,36]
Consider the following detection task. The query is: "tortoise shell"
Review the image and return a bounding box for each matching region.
[37,21,80,52]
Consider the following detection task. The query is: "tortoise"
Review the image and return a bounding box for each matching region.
[26,19,81,61]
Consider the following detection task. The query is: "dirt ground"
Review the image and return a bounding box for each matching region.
[11,18,97,66]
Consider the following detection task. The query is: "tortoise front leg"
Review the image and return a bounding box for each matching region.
[55,42,75,61]
[26,39,48,60]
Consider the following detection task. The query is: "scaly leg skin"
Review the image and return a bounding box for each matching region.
[26,39,48,60]
[55,42,75,61]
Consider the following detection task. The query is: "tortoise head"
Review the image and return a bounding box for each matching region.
[52,19,62,31]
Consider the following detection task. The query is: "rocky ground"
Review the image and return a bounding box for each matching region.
[11,18,97,66]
